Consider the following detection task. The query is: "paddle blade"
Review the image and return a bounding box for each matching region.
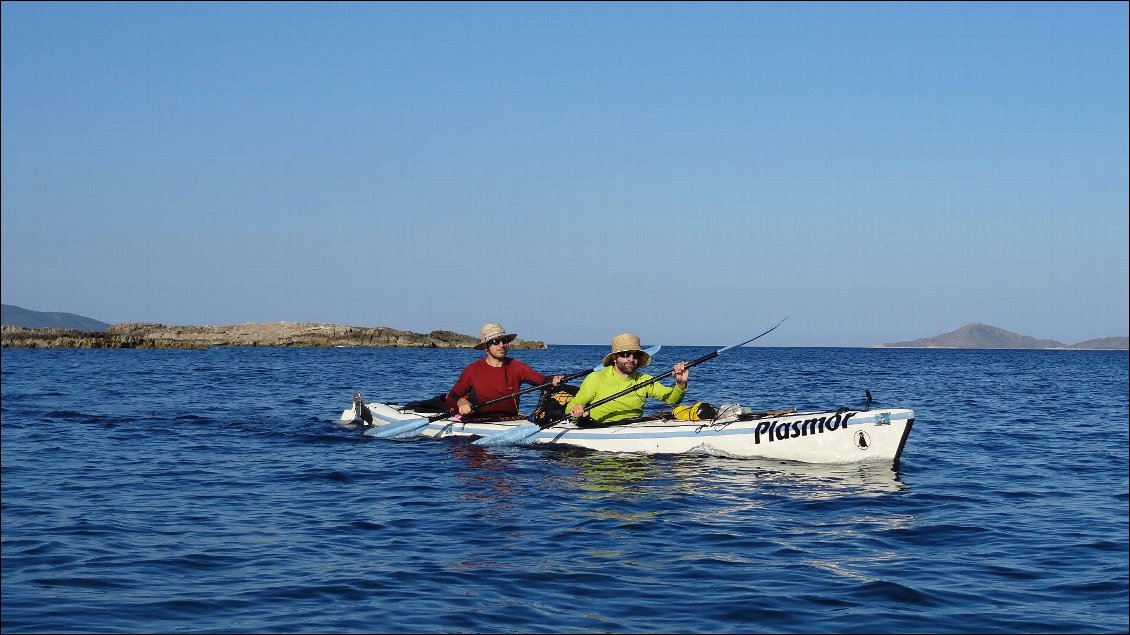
[384,420,432,439]
[349,392,375,424]
[364,417,428,438]
[362,420,402,437]
[473,423,541,447]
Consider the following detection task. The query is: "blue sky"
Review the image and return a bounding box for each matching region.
[2,2,1127,346]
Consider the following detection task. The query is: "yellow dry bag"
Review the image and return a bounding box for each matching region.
[672,402,718,421]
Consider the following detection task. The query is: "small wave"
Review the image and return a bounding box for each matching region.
[45,410,98,420]
[300,469,355,483]
[31,576,134,590]
[1049,579,1130,594]
[44,410,132,426]
[138,552,241,572]
[850,579,942,606]
[348,520,385,531]
[879,522,988,546]
[1083,539,1128,552]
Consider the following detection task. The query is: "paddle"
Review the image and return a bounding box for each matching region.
[365,345,662,439]
[353,392,374,424]
[474,318,788,447]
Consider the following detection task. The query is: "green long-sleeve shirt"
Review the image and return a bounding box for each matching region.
[565,365,686,423]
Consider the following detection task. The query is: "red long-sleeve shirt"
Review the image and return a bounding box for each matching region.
[445,358,548,416]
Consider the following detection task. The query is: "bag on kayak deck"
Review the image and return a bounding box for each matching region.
[716,403,745,419]
[529,384,580,425]
[672,401,719,421]
[402,393,450,414]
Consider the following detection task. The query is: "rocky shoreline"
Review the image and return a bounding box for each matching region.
[0,322,546,350]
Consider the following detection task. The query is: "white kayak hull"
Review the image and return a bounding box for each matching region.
[343,400,914,465]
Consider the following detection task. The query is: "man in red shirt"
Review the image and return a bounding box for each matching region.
[446,323,563,417]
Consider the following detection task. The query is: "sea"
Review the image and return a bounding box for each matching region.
[1,345,1127,634]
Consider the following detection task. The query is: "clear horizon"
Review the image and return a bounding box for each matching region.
[3,2,1127,346]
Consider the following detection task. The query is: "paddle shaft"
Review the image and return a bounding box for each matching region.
[413,368,589,423]
[465,366,594,411]
[370,374,578,435]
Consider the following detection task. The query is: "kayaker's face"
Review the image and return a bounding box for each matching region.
[613,350,641,375]
[486,339,509,361]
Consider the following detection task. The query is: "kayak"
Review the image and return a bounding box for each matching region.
[341,398,915,466]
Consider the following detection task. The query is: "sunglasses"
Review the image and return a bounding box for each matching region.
[487,338,510,347]
[616,351,643,360]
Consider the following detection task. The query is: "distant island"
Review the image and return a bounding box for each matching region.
[0,305,545,350]
[2,305,1125,350]
[877,323,1128,350]
[2,304,111,332]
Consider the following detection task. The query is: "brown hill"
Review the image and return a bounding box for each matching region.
[1070,336,1130,350]
[878,323,1127,350]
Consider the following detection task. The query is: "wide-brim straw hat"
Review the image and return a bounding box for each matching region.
[602,333,651,367]
[475,323,518,350]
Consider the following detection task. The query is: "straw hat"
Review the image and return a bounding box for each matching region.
[602,333,651,367]
[474,323,518,350]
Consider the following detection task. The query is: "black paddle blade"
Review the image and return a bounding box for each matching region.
[354,392,374,425]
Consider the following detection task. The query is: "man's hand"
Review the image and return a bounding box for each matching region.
[673,361,689,388]
[457,398,474,416]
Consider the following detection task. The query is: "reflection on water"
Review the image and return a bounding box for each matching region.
[673,455,906,500]
[571,453,662,494]
[545,450,662,497]
[441,441,909,541]
[454,443,906,507]
[449,439,517,501]
[542,449,668,523]
[450,439,512,473]
[572,455,665,521]
[541,449,906,499]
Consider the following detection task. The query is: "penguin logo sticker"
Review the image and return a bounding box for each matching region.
[855,431,871,450]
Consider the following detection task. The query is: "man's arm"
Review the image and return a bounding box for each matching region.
[565,372,600,418]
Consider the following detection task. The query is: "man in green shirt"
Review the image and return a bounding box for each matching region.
[565,333,689,426]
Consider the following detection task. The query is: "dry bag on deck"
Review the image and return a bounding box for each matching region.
[402,393,450,414]
[672,401,718,421]
[529,384,580,425]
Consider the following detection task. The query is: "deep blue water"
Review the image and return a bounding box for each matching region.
[2,345,1127,634]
